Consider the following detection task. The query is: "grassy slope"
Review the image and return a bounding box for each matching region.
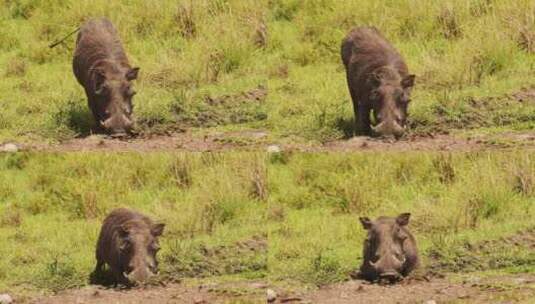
[1,0,535,143]
[0,151,533,293]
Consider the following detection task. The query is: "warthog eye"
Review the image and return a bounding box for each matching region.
[369,91,380,101]
[125,87,136,98]
[396,229,408,240]
[394,251,406,263]
[397,91,411,105]
[120,239,131,252]
[95,84,109,96]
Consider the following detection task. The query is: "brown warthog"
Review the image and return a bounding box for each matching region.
[93,208,165,286]
[73,18,139,135]
[358,213,419,283]
[341,27,415,138]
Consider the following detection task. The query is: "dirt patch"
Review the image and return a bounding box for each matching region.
[307,132,535,152]
[27,130,270,152]
[512,87,535,104]
[16,274,535,304]
[428,227,535,274]
[273,274,535,304]
[321,134,481,152]
[169,85,268,129]
[22,281,266,304]
[163,235,267,279]
[11,130,535,152]
[474,227,535,251]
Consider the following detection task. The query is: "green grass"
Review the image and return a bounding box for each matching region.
[0,152,268,293]
[1,0,535,143]
[0,151,534,294]
[267,151,535,286]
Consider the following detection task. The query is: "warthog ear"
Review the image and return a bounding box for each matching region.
[401,74,415,89]
[151,223,165,236]
[359,217,373,230]
[126,67,140,81]
[396,213,411,226]
[367,73,381,88]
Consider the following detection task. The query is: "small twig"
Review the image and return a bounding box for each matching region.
[49,27,80,49]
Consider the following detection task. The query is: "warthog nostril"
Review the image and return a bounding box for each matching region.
[372,121,405,138]
[125,267,153,285]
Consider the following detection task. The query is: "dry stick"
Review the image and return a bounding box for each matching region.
[49,27,80,49]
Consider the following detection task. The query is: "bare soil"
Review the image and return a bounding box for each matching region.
[22,281,267,304]
[13,130,535,152]
[280,274,535,304]
[19,274,535,304]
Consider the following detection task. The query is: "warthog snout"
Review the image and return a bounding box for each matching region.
[371,121,405,138]
[100,114,133,136]
[369,257,403,283]
[379,271,402,283]
[124,267,154,285]
[124,256,158,285]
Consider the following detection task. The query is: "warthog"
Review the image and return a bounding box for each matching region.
[73,18,139,135]
[341,26,416,138]
[358,213,419,283]
[93,208,165,286]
